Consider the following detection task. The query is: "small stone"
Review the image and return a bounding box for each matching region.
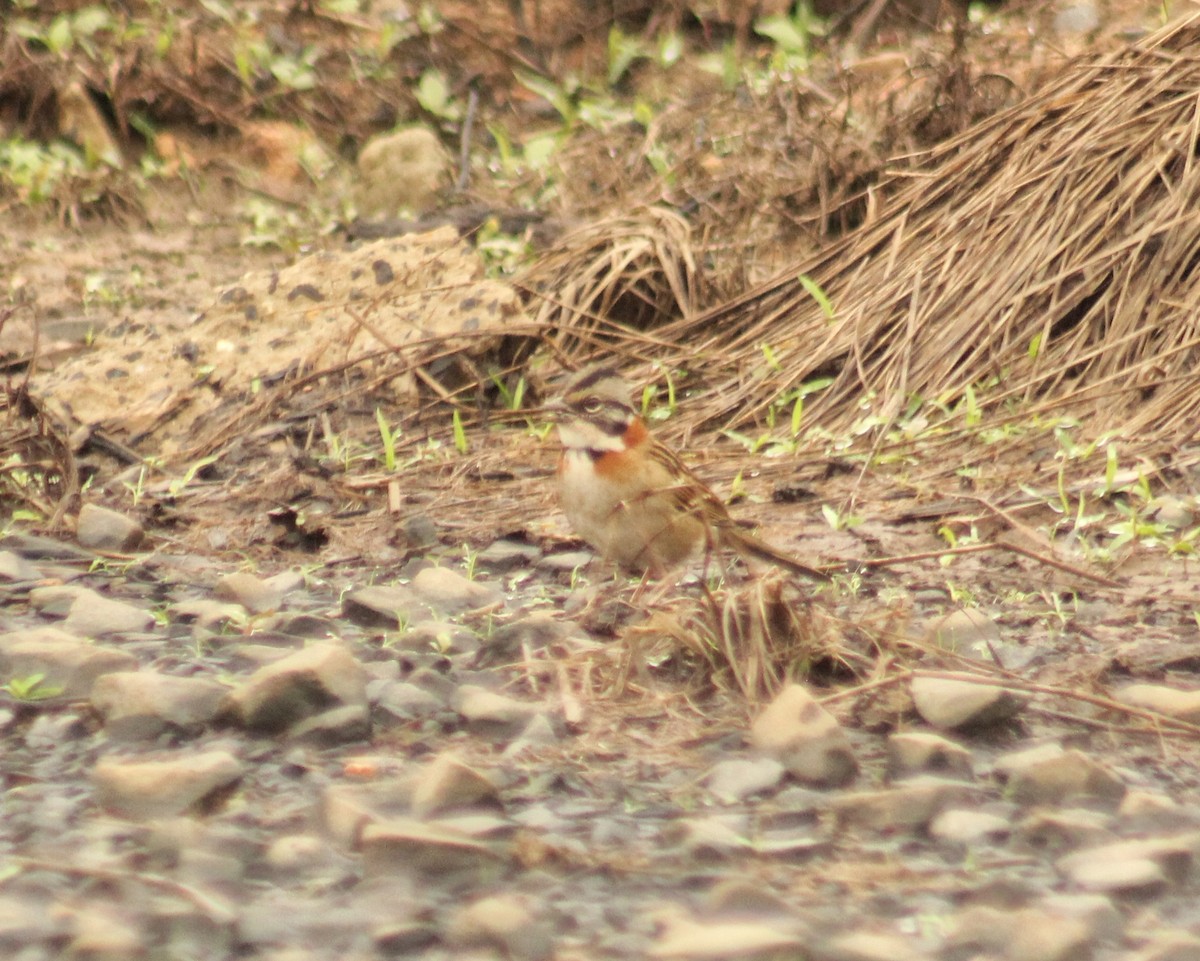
[454,684,541,734]
[749,684,857,788]
[1116,683,1200,722]
[92,749,244,819]
[1055,2,1100,35]
[926,608,1002,659]
[360,817,501,878]
[319,780,412,849]
[342,584,430,628]
[1057,834,1200,893]
[286,704,371,745]
[449,894,552,961]
[171,598,249,631]
[218,642,368,734]
[0,626,137,698]
[373,680,446,721]
[474,612,568,667]
[946,905,1092,961]
[910,675,1025,730]
[996,744,1126,806]
[1016,809,1114,853]
[832,777,979,832]
[647,910,806,958]
[0,550,41,581]
[886,731,973,781]
[537,550,594,573]
[815,931,922,961]
[703,757,786,804]
[411,566,502,614]
[502,713,560,758]
[355,125,449,216]
[473,539,541,572]
[411,753,500,817]
[930,807,1011,844]
[1119,791,1180,819]
[90,670,227,740]
[1130,931,1200,961]
[671,815,748,859]
[29,584,98,616]
[63,590,155,636]
[214,572,283,615]
[76,503,144,551]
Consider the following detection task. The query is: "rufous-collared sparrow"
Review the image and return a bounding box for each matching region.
[551,365,829,581]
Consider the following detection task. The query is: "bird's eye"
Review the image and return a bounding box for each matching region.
[582,398,603,414]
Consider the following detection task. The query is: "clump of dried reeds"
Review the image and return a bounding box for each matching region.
[634,13,1200,470]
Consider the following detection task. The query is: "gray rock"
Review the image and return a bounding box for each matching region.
[1016,809,1114,853]
[503,713,561,758]
[996,744,1126,806]
[1130,932,1200,961]
[1116,683,1200,722]
[0,625,138,697]
[214,571,284,614]
[320,779,413,849]
[1057,834,1200,893]
[930,807,1011,844]
[219,642,368,734]
[286,704,371,745]
[170,598,249,631]
[473,539,541,572]
[63,590,155,636]
[342,584,430,628]
[90,670,227,739]
[448,894,552,961]
[704,757,786,804]
[411,753,500,817]
[647,910,806,958]
[411,566,502,614]
[360,817,502,878]
[28,584,94,616]
[537,550,594,573]
[92,749,244,819]
[749,684,857,788]
[946,904,1092,961]
[1055,2,1100,35]
[454,684,541,735]
[910,675,1025,730]
[0,550,41,582]
[813,931,922,961]
[373,680,445,721]
[925,607,1002,659]
[76,503,144,551]
[832,777,979,832]
[886,731,973,781]
[355,125,449,217]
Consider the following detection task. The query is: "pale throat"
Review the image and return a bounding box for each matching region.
[556,419,626,453]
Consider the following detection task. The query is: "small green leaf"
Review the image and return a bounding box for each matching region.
[798,274,835,320]
[1028,331,1043,360]
[452,409,468,454]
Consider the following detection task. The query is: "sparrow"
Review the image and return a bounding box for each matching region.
[551,365,829,581]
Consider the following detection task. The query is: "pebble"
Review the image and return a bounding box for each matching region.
[910,675,1026,730]
[90,670,227,739]
[63,589,156,636]
[996,744,1126,806]
[0,625,138,697]
[0,550,41,582]
[1115,683,1200,722]
[946,904,1093,961]
[925,607,1002,659]
[341,584,430,627]
[448,893,552,961]
[355,125,449,217]
[749,684,858,788]
[218,642,368,734]
[215,571,284,614]
[453,684,542,735]
[1057,834,1200,892]
[473,539,541,572]
[360,817,503,878]
[75,503,144,551]
[647,909,806,959]
[372,679,446,721]
[286,703,371,745]
[703,757,786,804]
[815,930,922,961]
[929,807,1011,844]
[832,777,979,832]
[885,731,974,781]
[411,566,502,613]
[92,749,245,819]
[411,752,501,817]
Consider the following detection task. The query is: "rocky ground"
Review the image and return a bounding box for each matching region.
[5,474,1200,961]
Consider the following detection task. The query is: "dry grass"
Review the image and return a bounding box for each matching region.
[622,11,1200,474]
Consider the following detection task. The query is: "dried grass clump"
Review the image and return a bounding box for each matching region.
[626,575,852,702]
[649,13,1200,467]
[520,206,700,351]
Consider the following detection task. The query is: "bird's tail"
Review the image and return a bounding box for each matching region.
[723,527,831,582]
